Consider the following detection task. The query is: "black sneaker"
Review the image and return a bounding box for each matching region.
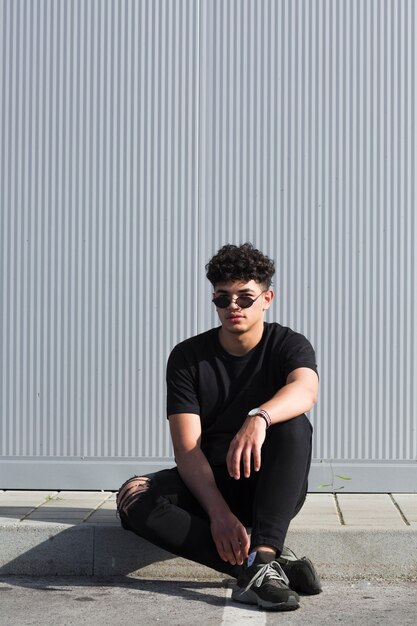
[277,546,322,595]
[232,553,300,611]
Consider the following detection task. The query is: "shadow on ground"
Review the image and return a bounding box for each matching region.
[0,505,187,577]
[0,575,231,609]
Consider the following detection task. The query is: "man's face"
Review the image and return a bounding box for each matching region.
[212,280,274,334]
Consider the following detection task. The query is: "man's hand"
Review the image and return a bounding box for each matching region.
[210,511,250,565]
[226,416,267,480]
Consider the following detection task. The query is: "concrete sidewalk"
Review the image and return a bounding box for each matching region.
[1,490,416,580]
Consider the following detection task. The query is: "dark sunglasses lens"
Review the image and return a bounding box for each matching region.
[236,296,254,309]
[212,295,230,308]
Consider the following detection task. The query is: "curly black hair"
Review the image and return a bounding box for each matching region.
[205,243,275,288]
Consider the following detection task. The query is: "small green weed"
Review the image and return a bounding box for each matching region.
[45,494,63,502]
[318,474,352,490]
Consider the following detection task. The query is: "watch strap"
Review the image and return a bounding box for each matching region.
[252,409,272,429]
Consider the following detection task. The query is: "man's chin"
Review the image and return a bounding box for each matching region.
[224,324,246,334]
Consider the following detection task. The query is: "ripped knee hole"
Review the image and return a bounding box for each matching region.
[117,477,151,515]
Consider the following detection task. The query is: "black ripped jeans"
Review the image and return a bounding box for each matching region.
[117,414,313,579]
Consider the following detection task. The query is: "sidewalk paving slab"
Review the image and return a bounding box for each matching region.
[289,493,341,527]
[337,493,406,527]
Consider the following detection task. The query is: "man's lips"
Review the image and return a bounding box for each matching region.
[227,315,244,321]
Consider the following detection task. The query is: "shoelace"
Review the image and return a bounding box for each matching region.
[242,561,290,593]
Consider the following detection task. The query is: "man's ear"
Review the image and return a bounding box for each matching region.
[263,290,274,310]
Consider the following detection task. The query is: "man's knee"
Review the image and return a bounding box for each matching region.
[116,475,152,521]
[270,414,312,443]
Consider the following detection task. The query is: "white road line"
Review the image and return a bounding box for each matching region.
[221,583,266,626]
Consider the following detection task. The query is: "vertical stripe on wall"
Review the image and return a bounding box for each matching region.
[0,0,416,486]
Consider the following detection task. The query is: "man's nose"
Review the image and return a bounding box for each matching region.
[227,298,241,310]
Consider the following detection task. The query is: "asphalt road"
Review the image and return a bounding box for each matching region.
[1,576,416,625]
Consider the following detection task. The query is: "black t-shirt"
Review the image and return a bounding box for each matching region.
[166,322,318,465]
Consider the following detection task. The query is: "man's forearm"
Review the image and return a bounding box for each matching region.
[174,446,230,519]
[260,379,318,425]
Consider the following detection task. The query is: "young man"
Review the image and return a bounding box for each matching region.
[117,243,321,612]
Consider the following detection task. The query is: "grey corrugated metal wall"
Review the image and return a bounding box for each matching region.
[1,0,416,491]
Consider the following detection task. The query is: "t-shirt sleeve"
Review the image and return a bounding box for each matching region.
[279,331,318,381]
[166,344,200,417]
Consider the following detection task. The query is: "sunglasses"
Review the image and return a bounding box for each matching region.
[212,291,266,309]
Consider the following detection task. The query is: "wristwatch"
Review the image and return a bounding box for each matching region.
[247,407,272,428]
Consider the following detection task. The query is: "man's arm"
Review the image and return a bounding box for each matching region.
[226,367,319,480]
[169,412,250,565]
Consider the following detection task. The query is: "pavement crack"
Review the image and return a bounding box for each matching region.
[389,493,411,526]
[18,490,60,521]
[83,493,112,522]
[333,493,345,525]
